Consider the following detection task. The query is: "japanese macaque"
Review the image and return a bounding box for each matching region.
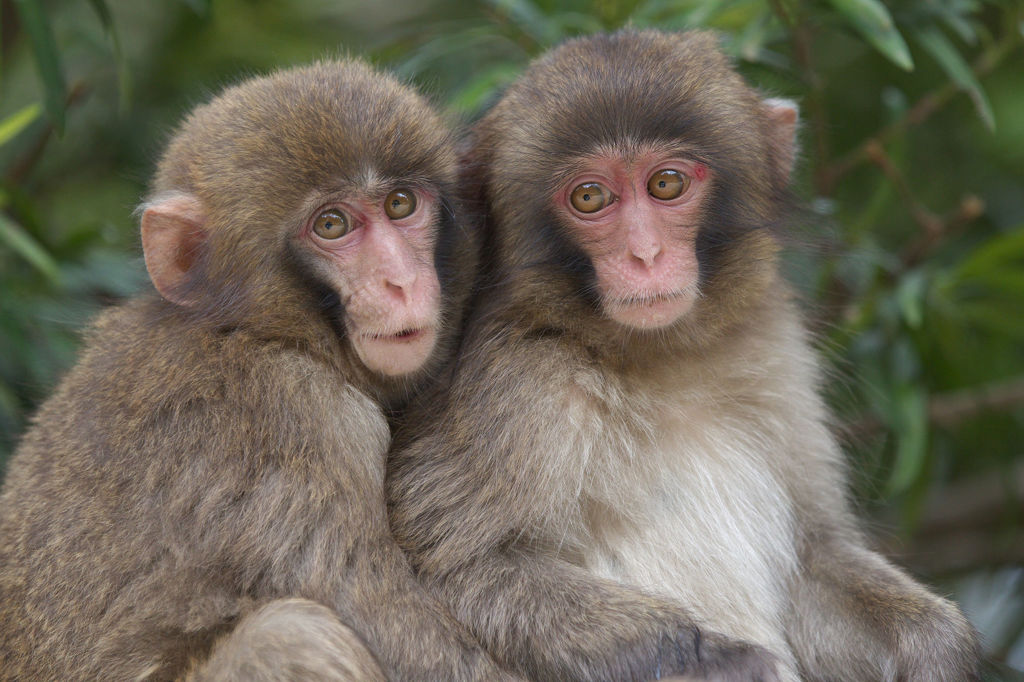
[387,30,981,681]
[0,60,513,681]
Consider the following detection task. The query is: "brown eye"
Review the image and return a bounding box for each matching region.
[647,169,690,200]
[570,182,611,214]
[384,189,417,220]
[312,208,352,240]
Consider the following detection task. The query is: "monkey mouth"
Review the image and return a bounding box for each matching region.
[609,290,687,307]
[602,287,699,330]
[364,327,432,343]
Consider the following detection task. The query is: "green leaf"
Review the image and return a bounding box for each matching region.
[485,0,560,47]
[938,10,979,45]
[952,226,1024,281]
[966,270,1024,297]
[828,0,914,71]
[450,63,522,113]
[177,0,211,18]
[677,0,729,28]
[734,7,772,62]
[0,213,60,284]
[958,302,1024,339]
[85,0,113,27]
[916,26,994,130]
[12,0,67,134]
[896,269,927,330]
[86,0,132,112]
[886,383,928,495]
[0,103,42,146]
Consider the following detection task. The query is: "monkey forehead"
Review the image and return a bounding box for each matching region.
[485,30,767,186]
[153,60,456,211]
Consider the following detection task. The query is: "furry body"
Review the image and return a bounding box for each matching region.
[388,30,980,681]
[0,61,508,681]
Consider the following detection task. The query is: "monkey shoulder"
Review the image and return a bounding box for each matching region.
[13,298,389,487]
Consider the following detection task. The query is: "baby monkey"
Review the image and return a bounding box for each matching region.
[388,30,981,681]
[0,61,512,681]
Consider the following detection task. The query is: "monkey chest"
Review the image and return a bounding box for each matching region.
[578,400,799,647]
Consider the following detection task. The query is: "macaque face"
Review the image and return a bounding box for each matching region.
[300,187,442,376]
[556,149,710,330]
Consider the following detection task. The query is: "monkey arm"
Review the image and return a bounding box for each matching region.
[389,334,779,682]
[742,325,983,681]
[23,336,514,682]
[785,522,981,682]
[440,546,781,681]
[772,409,980,682]
[185,599,387,681]
[160,352,518,682]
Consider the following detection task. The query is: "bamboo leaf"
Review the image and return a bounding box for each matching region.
[916,26,994,130]
[12,0,67,134]
[0,103,42,146]
[959,302,1024,338]
[896,270,927,329]
[450,64,522,113]
[85,0,113,27]
[886,383,928,495]
[177,0,211,18]
[827,0,914,71]
[0,213,60,284]
[952,227,1024,281]
[485,0,560,47]
[86,0,132,111]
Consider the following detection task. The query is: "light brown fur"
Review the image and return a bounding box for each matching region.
[388,30,980,681]
[0,60,510,681]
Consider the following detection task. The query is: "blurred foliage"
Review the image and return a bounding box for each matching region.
[1,0,1023,675]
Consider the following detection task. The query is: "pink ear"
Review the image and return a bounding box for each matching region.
[763,98,799,181]
[140,194,206,306]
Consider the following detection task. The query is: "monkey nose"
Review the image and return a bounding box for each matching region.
[630,241,663,269]
[383,271,416,302]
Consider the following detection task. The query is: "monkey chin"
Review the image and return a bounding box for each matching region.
[603,291,697,330]
[353,327,438,377]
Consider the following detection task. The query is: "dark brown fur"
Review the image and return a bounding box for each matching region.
[0,61,508,681]
[388,30,980,681]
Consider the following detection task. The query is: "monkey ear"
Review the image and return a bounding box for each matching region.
[140,194,207,306]
[762,98,799,182]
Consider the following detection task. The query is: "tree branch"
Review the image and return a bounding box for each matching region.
[844,375,1024,439]
[769,0,832,195]
[878,461,1024,576]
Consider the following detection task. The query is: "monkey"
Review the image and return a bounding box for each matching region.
[386,29,982,682]
[0,60,515,681]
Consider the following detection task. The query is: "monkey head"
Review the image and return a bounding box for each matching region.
[139,61,467,393]
[472,30,798,350]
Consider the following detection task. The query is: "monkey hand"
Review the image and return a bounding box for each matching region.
[187,599,387,682]
[638,623,782,682]
[886,595,982,682]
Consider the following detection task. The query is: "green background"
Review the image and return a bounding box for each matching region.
[1,0,1022,676]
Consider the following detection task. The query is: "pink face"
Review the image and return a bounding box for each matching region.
[301,187,442,376]
[556,151,710,330]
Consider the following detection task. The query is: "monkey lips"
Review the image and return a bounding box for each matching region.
[602,287,699,329]
[352,323,438,377]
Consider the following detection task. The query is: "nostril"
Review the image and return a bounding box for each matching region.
[631,245,662,269]
[383,266,416,293]
[384,280,410,303]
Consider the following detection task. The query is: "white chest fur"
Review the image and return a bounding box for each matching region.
[569,368,801,671]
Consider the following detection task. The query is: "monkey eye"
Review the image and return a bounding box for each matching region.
[384,189,417,220]
[312,208,352,240]
[647,169,690,201]
[570,182,612,214]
